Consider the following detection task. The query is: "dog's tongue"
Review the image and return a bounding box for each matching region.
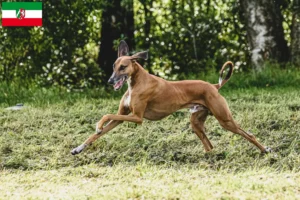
[114,78,124,90]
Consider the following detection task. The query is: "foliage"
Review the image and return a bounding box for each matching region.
[191,62,300,89]
[0,65,299,107]
[0,0,298,88]
[134,0,248,79]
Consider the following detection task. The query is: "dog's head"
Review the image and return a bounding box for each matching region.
[108,40,148,90]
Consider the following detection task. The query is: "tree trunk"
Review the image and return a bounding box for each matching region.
[240,0,289,70]
[98,0,135,82]
[139,0,154,74]
[291,0,300,66]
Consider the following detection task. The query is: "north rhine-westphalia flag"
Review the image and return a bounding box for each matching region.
[2,2,42,27]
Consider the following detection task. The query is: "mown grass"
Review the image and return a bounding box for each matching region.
[1,166,299,199]
[0,67,299,199]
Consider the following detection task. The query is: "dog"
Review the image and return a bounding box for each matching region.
[71,40,271,155]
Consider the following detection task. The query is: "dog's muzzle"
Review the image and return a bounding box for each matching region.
[108,75,128,91]
[108,77,114,85]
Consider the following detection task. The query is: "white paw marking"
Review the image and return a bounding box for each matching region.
[71,144,87,155]
[77,144,86,151]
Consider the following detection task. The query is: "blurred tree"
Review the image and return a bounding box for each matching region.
[137,0,153,73]
[134,0,247,78]
[291,0,300,65]
[240,0,289,70]
[98,0,135,82]
[0,0,298,88]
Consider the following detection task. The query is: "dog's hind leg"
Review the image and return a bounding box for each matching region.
[206,94,270,153]
[190,108,213,152]
[218,119,271,153]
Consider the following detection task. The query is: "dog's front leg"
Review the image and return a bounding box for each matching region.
[96,113,143,133]
[72,114,143,155]
[96,100,147,133]
[71,120,123,155]
[71,94,131,155]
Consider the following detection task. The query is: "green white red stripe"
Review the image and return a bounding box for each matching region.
[2,2,42,27]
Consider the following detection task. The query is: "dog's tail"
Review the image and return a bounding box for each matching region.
[215,61,234,90]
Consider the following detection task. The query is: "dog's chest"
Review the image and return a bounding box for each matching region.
[124,79,132,107]
[124,93,131,107]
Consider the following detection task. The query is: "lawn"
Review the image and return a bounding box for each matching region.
[0,84,299,199]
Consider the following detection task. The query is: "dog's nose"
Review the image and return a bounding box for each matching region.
[108,78,114,85]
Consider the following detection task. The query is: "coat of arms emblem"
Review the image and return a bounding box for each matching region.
[16,8,25,20]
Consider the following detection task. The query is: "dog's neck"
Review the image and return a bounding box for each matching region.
[128,61,149,88]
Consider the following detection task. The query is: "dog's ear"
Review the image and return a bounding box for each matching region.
[118,40,129,57]
[131,51,148,60]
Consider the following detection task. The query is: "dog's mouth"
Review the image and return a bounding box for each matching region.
[113,76,128,90]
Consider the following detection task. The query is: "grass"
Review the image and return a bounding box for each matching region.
[1,166,299,199]
[0,68,300,199]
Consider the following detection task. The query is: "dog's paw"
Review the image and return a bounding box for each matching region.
[262,146,272,154]
[71,148,80,155]
[71,144,86,155]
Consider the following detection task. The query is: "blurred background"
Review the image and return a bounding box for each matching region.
[0,0,299,89]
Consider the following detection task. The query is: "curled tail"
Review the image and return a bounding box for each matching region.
[215,61,234,90]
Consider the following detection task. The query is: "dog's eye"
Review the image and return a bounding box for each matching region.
[119,65,127,71]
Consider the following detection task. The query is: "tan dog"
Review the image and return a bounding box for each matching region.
[71,41,271,155]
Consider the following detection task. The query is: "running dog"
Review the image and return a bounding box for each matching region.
[71,41,271,155]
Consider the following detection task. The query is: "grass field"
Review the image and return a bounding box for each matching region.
[0,75,300,199]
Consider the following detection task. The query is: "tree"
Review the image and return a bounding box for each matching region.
[98,0,135,82]
[240,0,289,70]
[291,0,300,66]
[138,0,154,73]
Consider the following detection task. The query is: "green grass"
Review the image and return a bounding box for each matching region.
[0,69,300,199]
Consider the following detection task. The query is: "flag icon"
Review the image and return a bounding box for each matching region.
[2,2,42,27]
